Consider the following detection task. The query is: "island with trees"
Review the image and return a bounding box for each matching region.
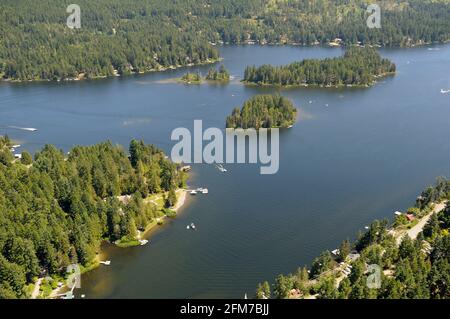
[226,95,297,129]
[179,65,230,84]
[1,0,449,82]
[206,65,231,82]
[256,178,450,299]
[0,139,188,298]
[243,47,397,88]
[179,72,203,84]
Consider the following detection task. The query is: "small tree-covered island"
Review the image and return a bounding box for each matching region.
[243,47,397,88]
[179,65,230,84]
[0,139,188,298]
[256,178,450,299]
[226,95,297,129]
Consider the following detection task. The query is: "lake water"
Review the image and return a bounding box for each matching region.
[1,44,450,298]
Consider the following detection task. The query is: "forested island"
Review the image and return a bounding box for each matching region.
[180,65,230,84]
[243,47,396,87]
[0,139,187,298]
[1,0,449,82]
[226,95,297,129]
[256,178,450,299]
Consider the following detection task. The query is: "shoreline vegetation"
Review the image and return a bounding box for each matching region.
[243,47,396,88]
[1,0,449,83]
[226,95,297,129]
[0,138,191,299]
[256,178,450,300]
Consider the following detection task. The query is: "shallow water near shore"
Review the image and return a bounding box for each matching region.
[1,44,450,298]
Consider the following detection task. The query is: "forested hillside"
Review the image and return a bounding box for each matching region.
[1,0,449,81]
[243,47,396,87]
[0,140,186,298]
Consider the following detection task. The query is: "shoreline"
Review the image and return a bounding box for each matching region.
[172,189,188,213]
[1,58,222,84]
[117,188,190,245]
[140,189,189,238]
[40,188,191,299]
[3,40,448,84]
[288,200,448,299]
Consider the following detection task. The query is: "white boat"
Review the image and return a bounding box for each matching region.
[394,211,403,216]
[139,239,149,246]
[440,89,450,94]
[190,223,196,230]
[190,190,197,195]
[100,260,111,266]
[12,144,21,148]
[186,225,190,230]
[202,188,209,194]
[216,164,227,172]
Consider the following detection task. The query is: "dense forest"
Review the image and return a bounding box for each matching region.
[243,47,396,87]
[1,0,449,81]
[180,65,230,83]
[226,95,297,129]
[180,72,202,84]
[257,178,450,299]
[0,138,186,299]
